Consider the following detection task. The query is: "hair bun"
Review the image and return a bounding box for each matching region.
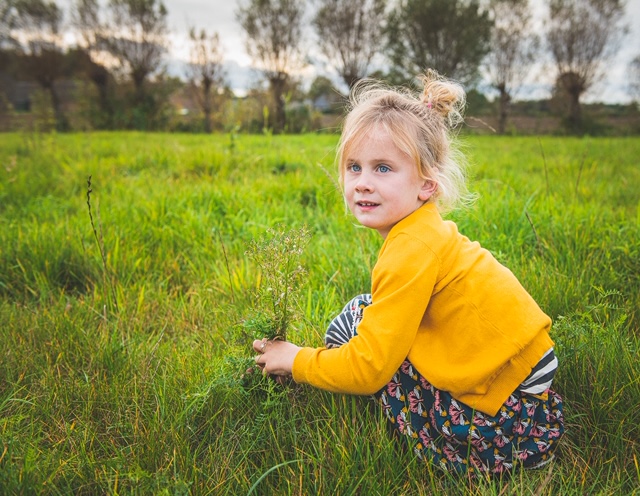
[420,69,466,127]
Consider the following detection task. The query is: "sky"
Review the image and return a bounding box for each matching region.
[65,0,640,104]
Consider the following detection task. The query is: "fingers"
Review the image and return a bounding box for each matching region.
[251,338,297,379]
[253,338,269,375]
[252,338,267,353]
[274,374,291,386]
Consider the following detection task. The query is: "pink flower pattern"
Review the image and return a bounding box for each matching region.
[377,359,564,476]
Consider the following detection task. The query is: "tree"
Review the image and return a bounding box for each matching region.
[630,54,640,103]
[0,0,18,108]
[71,0,116,127]
[1,0,18,50]
[236,0,306,133]
[98,0,169,105]
[14,0,70,129]
[313,0,387,90]
[484,0,538,134]
[545,0,626,132]
[307,74,343,113]
[186,27,225,133]
[72,0,99,47]
[386,0,493,86]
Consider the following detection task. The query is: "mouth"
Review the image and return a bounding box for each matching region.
[356,201,379,207]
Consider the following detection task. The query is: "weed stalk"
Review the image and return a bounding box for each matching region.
[538,138,550,198]
[217,230,236,305]
[574,152,587,200]
[86,175,118,315]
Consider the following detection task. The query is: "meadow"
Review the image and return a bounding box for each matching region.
[0,130,639,495]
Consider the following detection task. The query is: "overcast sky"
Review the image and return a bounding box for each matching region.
[66,0,640,103]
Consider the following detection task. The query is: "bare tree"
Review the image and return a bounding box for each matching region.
[546,0,626,131]
[98,0,169,104]
[0,0,18,116]
[484,0,538,134]
[236,0,306,133]
[313,0,387,90]
[386,0,493,86]
[1,0,18,50]
[72,0,99,46]
[628,54,640,103]
[71,0,115,126]
[14,0,69,129]
[186,27,225,133]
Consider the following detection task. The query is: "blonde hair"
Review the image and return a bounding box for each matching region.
[337,69,473,214]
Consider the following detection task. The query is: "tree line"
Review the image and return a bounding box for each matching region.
[0,0,637,135]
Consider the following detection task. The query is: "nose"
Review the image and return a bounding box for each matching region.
[354,172,373,193]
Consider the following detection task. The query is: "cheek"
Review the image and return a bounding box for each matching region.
[342,178,355,197]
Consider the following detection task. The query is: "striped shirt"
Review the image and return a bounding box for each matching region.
[518,348,558,394]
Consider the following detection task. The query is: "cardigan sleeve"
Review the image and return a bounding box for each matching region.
[292,233,439,395]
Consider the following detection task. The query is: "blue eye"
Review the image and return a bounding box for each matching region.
[378,164,390,173]
[348,163,361,172]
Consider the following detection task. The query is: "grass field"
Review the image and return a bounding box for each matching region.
[1,131,639,494]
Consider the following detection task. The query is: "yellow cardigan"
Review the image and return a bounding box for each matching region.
[292,203,554,416]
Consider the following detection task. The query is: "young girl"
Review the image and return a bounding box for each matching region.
[253,70,564,476]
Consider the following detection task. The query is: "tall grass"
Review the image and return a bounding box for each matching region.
[0,131,638,494]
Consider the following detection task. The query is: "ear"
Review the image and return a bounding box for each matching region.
[418,179,437,201]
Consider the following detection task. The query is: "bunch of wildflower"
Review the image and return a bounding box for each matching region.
[245,225,310,341]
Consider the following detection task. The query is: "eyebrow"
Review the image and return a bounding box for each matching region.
[345,157,393,164]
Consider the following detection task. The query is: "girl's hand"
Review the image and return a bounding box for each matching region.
[253,338,301,377]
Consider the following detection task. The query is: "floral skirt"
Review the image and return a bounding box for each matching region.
[326,294,565,476]
[377,359,564,476]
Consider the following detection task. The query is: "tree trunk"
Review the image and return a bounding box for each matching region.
[497,84,510,135]
[344,72,361,90]
[48,83,67,131]
[39,78,67,131]
[132,71,146,105]
[567,89,582,133]
[202,79,212,133]
[270,73,288,134]
[91,68,114,127]
[559,72,584,134]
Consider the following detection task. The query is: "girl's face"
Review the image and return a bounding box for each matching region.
[343,124,436,238]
